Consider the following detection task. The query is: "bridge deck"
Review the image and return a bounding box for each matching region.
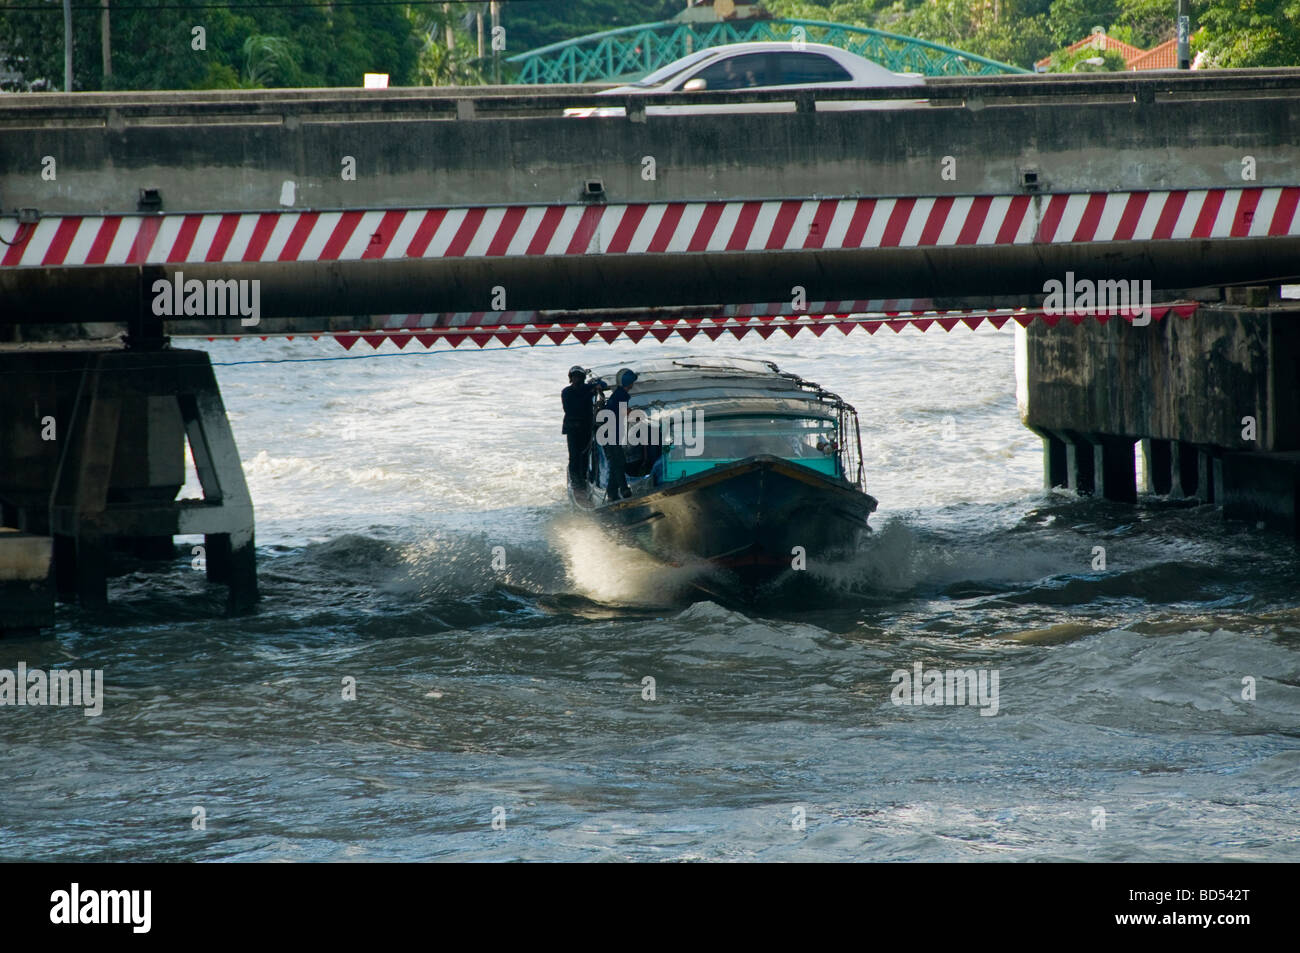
[4,72,1300,335]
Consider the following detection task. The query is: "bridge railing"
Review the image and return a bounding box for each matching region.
[505,18,1031,83]
[6,69,1300,127]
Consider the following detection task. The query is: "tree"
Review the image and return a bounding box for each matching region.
[1197,0,1300,66]
[0,0,421,91]
[502,0,682,55]
[408,4,486,86]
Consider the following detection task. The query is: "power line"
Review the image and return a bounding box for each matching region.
[0,337,586,377]
[1,0,523,10]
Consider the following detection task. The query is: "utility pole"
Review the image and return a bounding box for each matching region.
[443,1,454,86]
[1177,0,1190,69]
[62,0,73,91]
[101,0,112,85]
[476,9,484,64]
[490,1,500,84]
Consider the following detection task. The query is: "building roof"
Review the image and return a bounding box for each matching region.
[1128,38,1179,71]
[1036,33,1148,70]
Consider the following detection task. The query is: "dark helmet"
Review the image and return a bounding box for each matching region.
[568,365,586,381]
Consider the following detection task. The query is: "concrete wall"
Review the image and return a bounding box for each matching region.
[3,76,1300,214]
[0,348,185,533]
[0,529,53,634]
[1022,306,1300,452]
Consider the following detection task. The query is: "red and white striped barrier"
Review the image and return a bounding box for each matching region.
[3,188,1297,268]
[210,303,1200,349]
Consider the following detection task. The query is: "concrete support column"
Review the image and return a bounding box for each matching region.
[1041,430,1068,490]
[1198,448,1222,504]
[1,347,258,632]
[1141,438,1173,495]
[1170,440,1199,499]
[1093,434,1137,503]
[0,530,54,638]
[1064,432,1095,495]
[1223,451,1300,534]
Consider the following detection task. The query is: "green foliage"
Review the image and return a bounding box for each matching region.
[242,35,300,88]
[2,0,1297,92]
[408,4,486,86]
[778,0,1300,69]
[1197,0,1300,66]
[1042,41,1128,69]
[0,0,420,91]
[769,0,1056,68]
[1111,0,1174,48]
[502,0,682,53]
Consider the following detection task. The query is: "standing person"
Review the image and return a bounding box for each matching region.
[601,368,637,502]
[561,366,603,490]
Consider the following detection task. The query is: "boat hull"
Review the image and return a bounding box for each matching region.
[590,455,876,588]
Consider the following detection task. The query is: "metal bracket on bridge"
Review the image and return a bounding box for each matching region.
[126,265,170,352]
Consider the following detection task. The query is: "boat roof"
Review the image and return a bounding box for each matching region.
[644,395,840,421]
[584,356,854,419]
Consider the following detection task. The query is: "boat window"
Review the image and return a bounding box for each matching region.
[659,415,841,480]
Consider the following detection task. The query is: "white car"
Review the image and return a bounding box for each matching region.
[564,41,926,117]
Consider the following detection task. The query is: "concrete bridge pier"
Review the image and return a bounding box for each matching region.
[1093,434,1138,503]
[0,529,54,638]
[0,346,257,632]
[1040,430,1139,502]
[1062,431,1095,495]
[1022,300,1300,534]
[1141,438,1172,495]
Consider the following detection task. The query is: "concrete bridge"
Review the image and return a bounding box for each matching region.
[2,71,1299,633]
[4,70,1300,337]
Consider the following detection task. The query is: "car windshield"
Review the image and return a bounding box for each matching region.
[629,48,725,87]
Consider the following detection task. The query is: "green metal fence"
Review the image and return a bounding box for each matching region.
[506,18,1030,84]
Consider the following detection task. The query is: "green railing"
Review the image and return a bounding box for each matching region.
[506,18,1030,84]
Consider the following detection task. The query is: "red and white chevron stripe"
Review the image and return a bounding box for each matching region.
[4,188,1297,268]
[374,299,936,330]
[210,303,1200,349]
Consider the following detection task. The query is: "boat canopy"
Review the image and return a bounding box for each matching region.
[586,356,853,418]
[582,356,867,489]
[636,395,837,423]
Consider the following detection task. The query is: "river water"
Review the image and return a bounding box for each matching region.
[3,327,1297,861]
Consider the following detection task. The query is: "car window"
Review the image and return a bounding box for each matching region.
[773,52,854,85]
[631,48,720,87]
[691,52,774,91]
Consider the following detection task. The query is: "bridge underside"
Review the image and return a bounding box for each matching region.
[4,74,1300,631]
[4,74,1300,338]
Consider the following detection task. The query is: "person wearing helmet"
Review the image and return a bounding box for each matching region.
[562,365,605,490]
[602,368,637,502]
